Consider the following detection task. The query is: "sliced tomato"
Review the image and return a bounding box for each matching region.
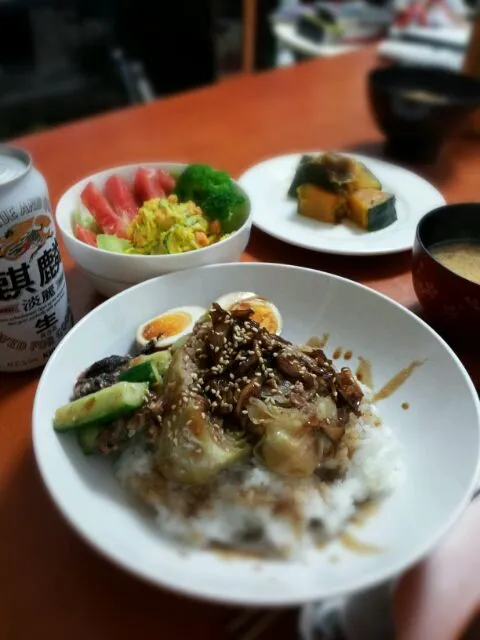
[133,168,165,205]
[104,175,138,221]
[80,182,128,238]
[157,169,176,195]
[74,224,98,247]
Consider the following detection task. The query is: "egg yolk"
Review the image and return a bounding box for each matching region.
[230,300,278,334]
[142,311,191,340]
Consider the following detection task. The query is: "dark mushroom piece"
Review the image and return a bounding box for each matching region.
[235,379,261,418]
[234,354,259,377]
[73,373,120,399]
[336,367,363,415]
[135,340,159,356]
[276,354,304,379]
[230,307,254,321]
[73,355,130,399]
[82,355,129,378]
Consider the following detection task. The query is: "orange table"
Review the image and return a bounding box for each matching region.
[1,48,479,639]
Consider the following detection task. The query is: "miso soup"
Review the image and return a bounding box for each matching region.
[432,241,480,284]
[401,90,450,105]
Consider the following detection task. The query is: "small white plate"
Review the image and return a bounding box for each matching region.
[238,152,445,256]
[33,264,479,606]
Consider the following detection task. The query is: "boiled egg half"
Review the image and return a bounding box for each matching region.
[215,292,282,334]
[136,305,206,349]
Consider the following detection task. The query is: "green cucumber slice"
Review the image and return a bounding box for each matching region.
[53,381,148,432]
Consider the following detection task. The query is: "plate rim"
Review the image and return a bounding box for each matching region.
[32,262,480,605]
[239,151,446,257]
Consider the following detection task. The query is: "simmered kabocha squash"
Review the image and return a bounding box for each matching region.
[288,153,382,197]
[288,152,396,232]
[287,154,315,197]
[350,162,382,192]
[288,156,333,197]
[347,188,397,231]
[320,154,382,194]
[297,184,346,224]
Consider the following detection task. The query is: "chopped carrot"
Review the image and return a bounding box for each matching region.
[195,231,208,246]
[209,219,221,235]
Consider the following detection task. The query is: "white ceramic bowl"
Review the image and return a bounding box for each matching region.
[33,263,480,606]
[55,163,252,297]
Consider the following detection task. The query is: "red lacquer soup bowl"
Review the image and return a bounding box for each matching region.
[412,203,480,340]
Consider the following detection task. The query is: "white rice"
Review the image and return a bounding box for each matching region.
[116,387,403,558]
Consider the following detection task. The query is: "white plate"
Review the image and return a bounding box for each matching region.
[33,263,479,606]
[238,153,446,256]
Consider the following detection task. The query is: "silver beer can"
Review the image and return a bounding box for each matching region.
[0,145,73,371]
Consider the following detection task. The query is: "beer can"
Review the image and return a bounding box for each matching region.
[0,145,73,371]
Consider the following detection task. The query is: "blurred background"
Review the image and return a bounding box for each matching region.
[0,0,475,140]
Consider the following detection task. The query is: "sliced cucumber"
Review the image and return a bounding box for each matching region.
[128,350,172,375]
[72,207,99,233]
[185,215,207,230]
[118,360,161,385]
[77,426,100,455]
[97,234,132,253]
[53,381,148,432]
[162,230,175,254]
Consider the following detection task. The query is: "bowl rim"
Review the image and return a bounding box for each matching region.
[55,161,252,261]
[415,203,480,289]
[368,66,480,107]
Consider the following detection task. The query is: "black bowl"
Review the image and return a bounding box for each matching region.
[412,203,480,340]
[368,66,480,163]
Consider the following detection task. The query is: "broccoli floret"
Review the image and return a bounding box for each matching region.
[174,164,245,221]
